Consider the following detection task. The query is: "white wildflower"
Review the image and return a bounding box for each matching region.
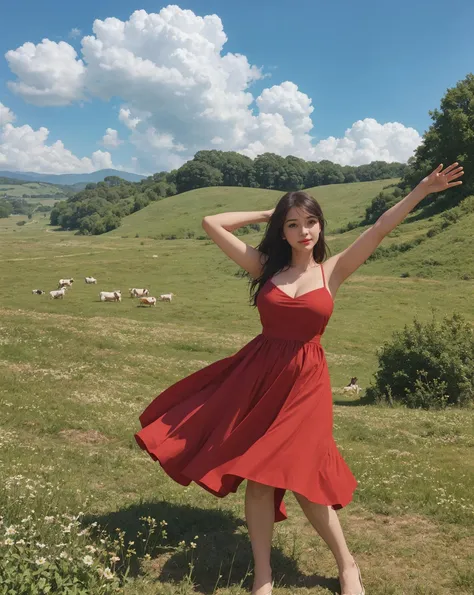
[83,555,94,566]
[35,557,47,565]
[5,526,17,536]
[4,538,14,546]
[102,567,114,580]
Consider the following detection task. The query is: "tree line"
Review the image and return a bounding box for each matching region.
[49,157,406,235]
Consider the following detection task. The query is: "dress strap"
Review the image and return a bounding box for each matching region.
[320,263,326,288]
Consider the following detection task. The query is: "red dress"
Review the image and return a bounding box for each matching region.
[135,264,358,521]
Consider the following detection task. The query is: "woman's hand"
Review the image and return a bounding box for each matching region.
[263,208,275,220]
[419,162,464,194]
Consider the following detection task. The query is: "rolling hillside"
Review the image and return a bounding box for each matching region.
[0,181,68,202]
[106,178,474,283]
[0,168,146,185]
[108,178,400,239]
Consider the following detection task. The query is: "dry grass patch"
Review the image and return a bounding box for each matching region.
[58,429,111,445]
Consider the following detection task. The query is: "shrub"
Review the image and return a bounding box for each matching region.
[365,313,474,409]
[366,237,425,262]
[335,220,361,234]
[234,223,261,236]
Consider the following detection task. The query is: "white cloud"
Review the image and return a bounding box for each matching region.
[0,119,115,174]
[308,118,422,166]
[101,128,123,148]
[118,107,142,130]
[5,39,85,106]
[4,5,422,171]
[69,28,82,39]
[0,103,16,126]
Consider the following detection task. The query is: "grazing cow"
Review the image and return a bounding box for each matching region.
[58,278,74,288]
[159,293,175,302]
[152,255,158,258]
[32,289,45,295]
[139,296,157,307]
[129,288,149,298]
[343,377,361,395]
[50,288,67,299]
[99,291,122,302]
[85,277,97,284]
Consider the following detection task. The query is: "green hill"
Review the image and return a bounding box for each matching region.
[367,210,474,280]
[108,178,400,239]
[0,181,68,204]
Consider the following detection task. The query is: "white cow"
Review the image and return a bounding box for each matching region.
[58,278,74,288]
[139,296,157,307]
[99,291,122,302]
[129,288,149,298]
[50,288,67,299]
[159,293,175,302]
[85,277,97,284]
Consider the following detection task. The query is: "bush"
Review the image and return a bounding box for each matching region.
[366,237,425,262]
[335,220,361,234]
[365,313,474,409]
[234,223,261,236]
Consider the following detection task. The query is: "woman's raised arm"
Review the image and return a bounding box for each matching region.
[324,162,464,292]
[202,209,274,278]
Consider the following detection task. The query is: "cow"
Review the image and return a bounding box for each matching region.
[139,296,157,307]
[58,278,74,288]
[159,293,175,302]
[85,277,97,284]
[50,288,67,299]
[32,289,45,295]
[343,377,361,395]
[99,291,122,302]
[129,288,149,298]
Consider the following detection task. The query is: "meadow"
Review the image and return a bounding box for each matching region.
[0,181,67,204]
[1,180,473,594]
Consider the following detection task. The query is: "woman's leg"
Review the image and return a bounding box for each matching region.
[293,493,363,594]
[245,480,275,594]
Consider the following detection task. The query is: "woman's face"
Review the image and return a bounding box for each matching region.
[282,207,321,251]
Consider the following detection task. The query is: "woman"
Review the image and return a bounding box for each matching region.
[135,162,463,595]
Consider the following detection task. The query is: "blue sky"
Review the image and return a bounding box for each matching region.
[0,0,473,174]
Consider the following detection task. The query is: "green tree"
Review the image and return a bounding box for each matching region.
[175,161,223,193]
[401,73,474,204]
[0,199,12,218]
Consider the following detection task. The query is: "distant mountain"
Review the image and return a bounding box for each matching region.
[0,169,146,185]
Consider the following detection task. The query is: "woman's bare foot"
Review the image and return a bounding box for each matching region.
[339,558,363,594]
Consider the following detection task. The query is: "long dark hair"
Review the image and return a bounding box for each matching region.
[248,191,329,306]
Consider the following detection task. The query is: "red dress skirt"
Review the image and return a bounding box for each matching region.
[135,265,358,521]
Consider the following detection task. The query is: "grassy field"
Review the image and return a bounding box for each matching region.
[1,181,473,594]
[0,181,67,201]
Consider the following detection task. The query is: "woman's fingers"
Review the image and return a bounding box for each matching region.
[441,162,460,175]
